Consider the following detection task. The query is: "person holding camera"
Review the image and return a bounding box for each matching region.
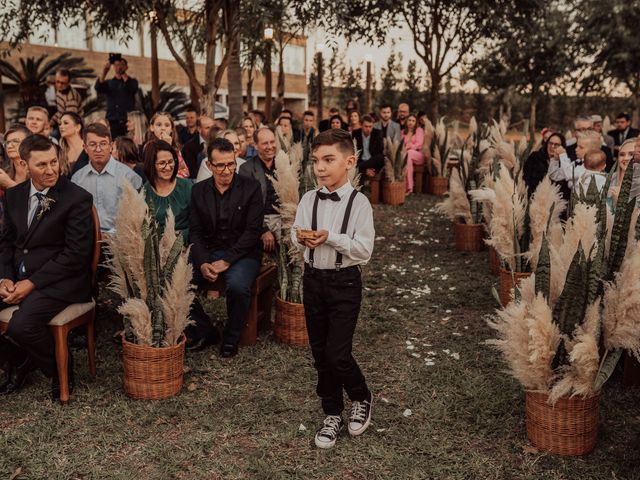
[95,54,138,139]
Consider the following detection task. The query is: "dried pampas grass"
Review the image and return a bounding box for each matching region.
[159,208,177,265]
[602,240,640,360]
[526,178,566,270]
[495,141,518,171]
[487,292,560,391]
[161,249,195,346]
[271,146,301,234]
[119,298,152,346]
[435,168,471,224]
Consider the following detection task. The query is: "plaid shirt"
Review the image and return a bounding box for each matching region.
[53,87,84,124]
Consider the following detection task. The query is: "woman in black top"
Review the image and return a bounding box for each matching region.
[523,132,566,196]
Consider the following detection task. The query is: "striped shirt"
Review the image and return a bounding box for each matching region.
[53,87,84,124]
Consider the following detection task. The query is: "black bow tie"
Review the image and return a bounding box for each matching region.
[317,190,341,202]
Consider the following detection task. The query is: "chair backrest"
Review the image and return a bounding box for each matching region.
[91,206,101,275]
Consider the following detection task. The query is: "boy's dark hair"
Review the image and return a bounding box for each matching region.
[277,116,291,126]
[114,136,141,165]
[311,129,354,156]
[208,137,235,161]
[328,107,340,114]
[303,110,314,117]
[361,114,374,124]
[84,122,112,142]
[379,103,392,110]
[19,134,55,162]
[143,140,179,187]
[57,68,71,78]
[616,112,631,122]
[281,109,293,117]
[185,103,200,115]
[584,149,607,170]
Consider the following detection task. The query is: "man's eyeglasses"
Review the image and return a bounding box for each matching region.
[209,161,236,173]
[156,160,176,169]
[86,141,111,151]
[548,142,562,148]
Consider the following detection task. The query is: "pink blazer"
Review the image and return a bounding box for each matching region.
[402,127,424,152]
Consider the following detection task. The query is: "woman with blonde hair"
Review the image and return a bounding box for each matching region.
[145,111,190,178]
[242,116,257,158]
[609,138,637,206]
[127,110,148,147]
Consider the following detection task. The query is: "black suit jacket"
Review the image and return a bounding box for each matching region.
[607,127,640,147]
[189,174,264,268]
[181,136,205,179]
[0,176,94,303]
[352,128,385,173]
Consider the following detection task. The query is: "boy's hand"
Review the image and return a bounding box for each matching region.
[304,230,329,249]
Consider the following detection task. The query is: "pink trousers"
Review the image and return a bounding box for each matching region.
[406,150,425,193]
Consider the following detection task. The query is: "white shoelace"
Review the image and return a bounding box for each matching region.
[350,400,369,424]
[318,415,342,438]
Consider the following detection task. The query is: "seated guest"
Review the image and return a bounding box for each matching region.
[330,115,345,131]
[127,110,148,148]
[58,112,88,176]
[401,114,425,193]
[72,123,143,235]
[0,125,31,192]
[146,111,190,178]
[374,104,401,142]
[566,115,614,171]
[592,114,614,151]
[319,108,348,132]
[241,117,258,158]
[0,134,93,399]
[523,133,566,196]
[178,104,200,146]
[608,112,639,157]
[25,106,58,145]
[294,110,316,145]
[143,140,192,239]
[276,116,294,152]
[112,136,146,181]
[235,127,249,159]
[609,138,636,206]
[352,115,384,182]
[348,111,362,132]
[239,128,279,251]
[577,150,607,193]
[249,110,265,129]
[396,103,410,128]
[197,130,246,182]
[189,138,264,357]
[549,130,601,196]
[181,115,214,179]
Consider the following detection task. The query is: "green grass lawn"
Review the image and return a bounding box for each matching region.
[1,194,639,480]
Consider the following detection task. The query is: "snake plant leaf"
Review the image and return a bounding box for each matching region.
[584,176,599,206]
[535,236,551,299]
[161,235,184,288]
[552,244,587,336]
[593,348,623,391]
[607,162,635,280]
[586,239,605,306]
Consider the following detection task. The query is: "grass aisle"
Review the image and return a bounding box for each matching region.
[1,194,639,480]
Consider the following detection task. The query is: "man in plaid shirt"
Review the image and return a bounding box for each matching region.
[51,69,84,128]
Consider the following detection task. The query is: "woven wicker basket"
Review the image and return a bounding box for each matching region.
[369,178,381,204]
[122,335,186,400]
[428,176,449,196]
[382,182,406,206]
[454,223,484,252]
[499,268,532,307]
[526,391,600,456]
[489,247,500,275]
[274,296,309,346]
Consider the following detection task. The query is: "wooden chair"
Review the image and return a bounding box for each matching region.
[0,207,101,404]
[203,263,278,346]
[414,164,426,193]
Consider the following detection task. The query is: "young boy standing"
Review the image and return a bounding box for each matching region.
[292,129,375,449]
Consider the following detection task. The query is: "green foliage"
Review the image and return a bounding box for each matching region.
[605,163,635,281]
[593,348,623,391]
[135,82,189,121]
[535,235,550,299]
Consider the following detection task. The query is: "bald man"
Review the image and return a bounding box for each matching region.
[182,115,215,179]
[396,103,410,127]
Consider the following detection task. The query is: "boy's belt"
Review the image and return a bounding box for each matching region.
[304,264,361,275]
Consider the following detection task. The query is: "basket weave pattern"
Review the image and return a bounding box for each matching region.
[369,178,381,204]
[499,268,532,307]
[454,223,484,252]
[489,247,500,275]
[383,182,406,206]
[122,335,185,400]
[526,391,600,456]
[274,296,309,346]
[428,176,449,196]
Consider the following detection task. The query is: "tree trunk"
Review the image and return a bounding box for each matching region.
[430,74,441,121]
[529,92,538,141]
[246,70,254,112]
[150,22,160,111]
[264,42,272,123]
[227,2,242,125]
[274,42,285,118]
[0,77,5,133]
[633,89,640,129]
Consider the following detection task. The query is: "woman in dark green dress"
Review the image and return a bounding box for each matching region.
[142,140,192,240]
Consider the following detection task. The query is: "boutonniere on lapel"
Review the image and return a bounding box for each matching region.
[36,195,56,222]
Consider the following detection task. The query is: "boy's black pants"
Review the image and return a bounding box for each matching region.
[303,265,370,416]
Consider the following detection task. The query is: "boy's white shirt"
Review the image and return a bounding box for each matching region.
[292,180,375,269]
[548,153,606,192]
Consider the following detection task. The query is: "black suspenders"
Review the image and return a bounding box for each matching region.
[309,189,359,270]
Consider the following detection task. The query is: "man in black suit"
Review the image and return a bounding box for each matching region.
[190,138,264,358]
[352,114,384,183]
[0,135,93,399]
[238,128,280,253]
[608,112,640,157]
[181,115,215,179]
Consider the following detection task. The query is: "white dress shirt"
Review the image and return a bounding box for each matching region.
[548,153,586,189]
[28,182,50,227]
[291,181,375,270]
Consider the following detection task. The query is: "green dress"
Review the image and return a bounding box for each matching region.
[144,177,193,241]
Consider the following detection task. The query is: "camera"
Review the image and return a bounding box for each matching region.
[109,53,123,64]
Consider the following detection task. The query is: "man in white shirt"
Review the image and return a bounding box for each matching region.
[71,123,142,234]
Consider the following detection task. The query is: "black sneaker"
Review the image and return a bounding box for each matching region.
[348,393,373,436]
[314,415,344,449]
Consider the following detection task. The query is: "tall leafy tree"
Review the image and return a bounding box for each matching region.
[377,49,403,109]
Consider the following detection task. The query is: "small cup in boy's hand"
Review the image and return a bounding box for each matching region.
[297,229,318,240]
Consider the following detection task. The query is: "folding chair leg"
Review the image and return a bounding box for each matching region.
[87,311,97,378]
[52,326,70,404]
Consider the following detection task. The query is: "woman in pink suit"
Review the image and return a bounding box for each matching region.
[402,114,425,193]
